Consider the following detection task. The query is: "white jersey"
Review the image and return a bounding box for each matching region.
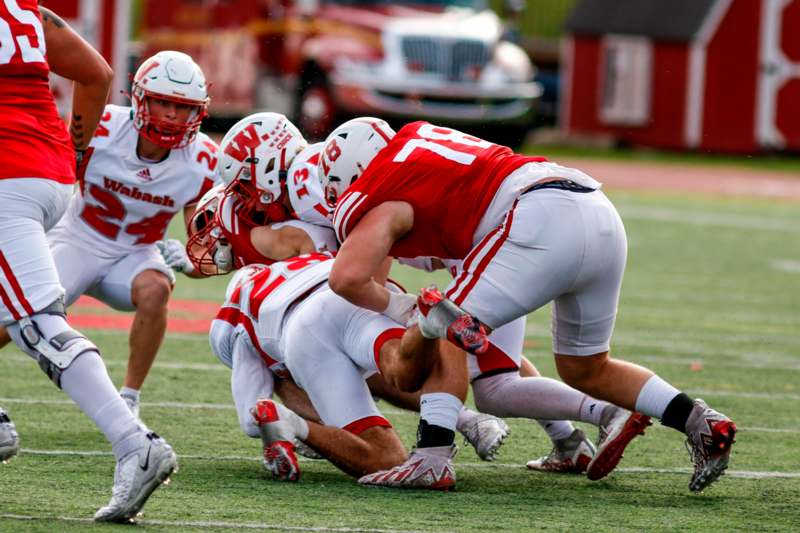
[286,143,332,227]
[231,253,335,364]
[50,105,220,258]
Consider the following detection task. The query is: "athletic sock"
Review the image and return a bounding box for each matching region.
[660,393,696,433]
[275,402,309,441]
[418,392,461,448]
[536,420,576,442]
[119,386,140,401]
[578,396,613,426]
[634,375,683,419]
[60,352,144,459]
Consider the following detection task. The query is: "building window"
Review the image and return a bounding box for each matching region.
[600,35,653,126]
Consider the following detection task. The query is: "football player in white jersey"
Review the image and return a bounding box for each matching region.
[209,254,452,485]
[0,51,220,419]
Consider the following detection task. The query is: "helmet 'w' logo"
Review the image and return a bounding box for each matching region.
[136,168,152,181]
[225,124,263,161]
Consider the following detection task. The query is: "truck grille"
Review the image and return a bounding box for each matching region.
[401,37,490,80]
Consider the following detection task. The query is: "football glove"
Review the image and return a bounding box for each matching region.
[156,239,194,274]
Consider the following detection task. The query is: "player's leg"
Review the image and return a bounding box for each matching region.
[543,190,735,489]
[267,293,406,480]
[230,337,276,439]
[0,178,176,521]
[89,246,176,417]
[0,224,104,350]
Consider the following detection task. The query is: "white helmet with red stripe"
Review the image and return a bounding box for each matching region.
[219,112,307,213]
[132,51,209,149]
[317,117,395,208]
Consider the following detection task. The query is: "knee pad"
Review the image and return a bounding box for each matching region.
[9,298,99,388]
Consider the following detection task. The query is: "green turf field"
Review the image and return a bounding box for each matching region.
[1,190,798,532]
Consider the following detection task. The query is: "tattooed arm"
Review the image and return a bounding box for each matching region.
[40,7,113,151]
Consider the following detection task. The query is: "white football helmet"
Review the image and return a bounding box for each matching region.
[132,51,209,149]
[318,117,395,207]
[186,184,233,275]
[219,112,307,213]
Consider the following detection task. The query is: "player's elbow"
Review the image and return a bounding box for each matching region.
[91,60,114,92]
[328,270,362,300]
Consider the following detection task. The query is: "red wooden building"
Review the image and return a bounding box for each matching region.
[561,0,800,153]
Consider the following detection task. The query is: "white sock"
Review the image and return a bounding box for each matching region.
[635,375,681,419]
[420,392,462,431]
[536,420,575,441]
[276,402,309,441]
[119,386,140,401]
[578,396,613,426]
[60,352,144,459]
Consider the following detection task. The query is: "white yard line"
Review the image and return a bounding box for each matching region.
[771,259,800,273]
[3,354,226,371]
[0,514,433,533]
[14,449,800,480]
[6,350,800,374]
[617,205,799,233]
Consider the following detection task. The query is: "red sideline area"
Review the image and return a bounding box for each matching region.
[70,295,217,334]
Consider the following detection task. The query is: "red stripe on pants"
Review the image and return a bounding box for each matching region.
[451,200,518,307]
[0,250,34,316]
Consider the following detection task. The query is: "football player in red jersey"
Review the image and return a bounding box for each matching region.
[320,117,737,493]
[0,4,176,522]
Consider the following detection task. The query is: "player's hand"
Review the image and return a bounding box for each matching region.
[156,239,195,274]
[382,291,418,326]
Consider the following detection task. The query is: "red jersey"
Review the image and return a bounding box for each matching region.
[332,122,546,259]
[0,1,75,183]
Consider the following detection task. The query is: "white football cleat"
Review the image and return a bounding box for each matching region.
[526,428,595,474]
[0,408,20,463]
[458,413,509,461]
[251,399,301,481]
[586,407,651,481]
[94,432,177,523]
[359,445,457,491]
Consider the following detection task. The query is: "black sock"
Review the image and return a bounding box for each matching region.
[416,419,455,448]
[660,393,695,433]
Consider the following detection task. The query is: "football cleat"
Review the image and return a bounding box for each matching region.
[252,399,301,481]
[586,407,652,481]
[526,428,596,474]
[358,445,457,491]
[458,412,509,461]
[0,408,20,463]
[417,286,489,354]
[295,440,324,460]
[684,399,736,492]
[120,391,141,420]
[94,432,177,523]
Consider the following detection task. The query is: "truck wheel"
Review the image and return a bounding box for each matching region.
[296,77,337,141]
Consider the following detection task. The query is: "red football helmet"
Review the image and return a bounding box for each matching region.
[186,184,234,275]
[132,51,209,149]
